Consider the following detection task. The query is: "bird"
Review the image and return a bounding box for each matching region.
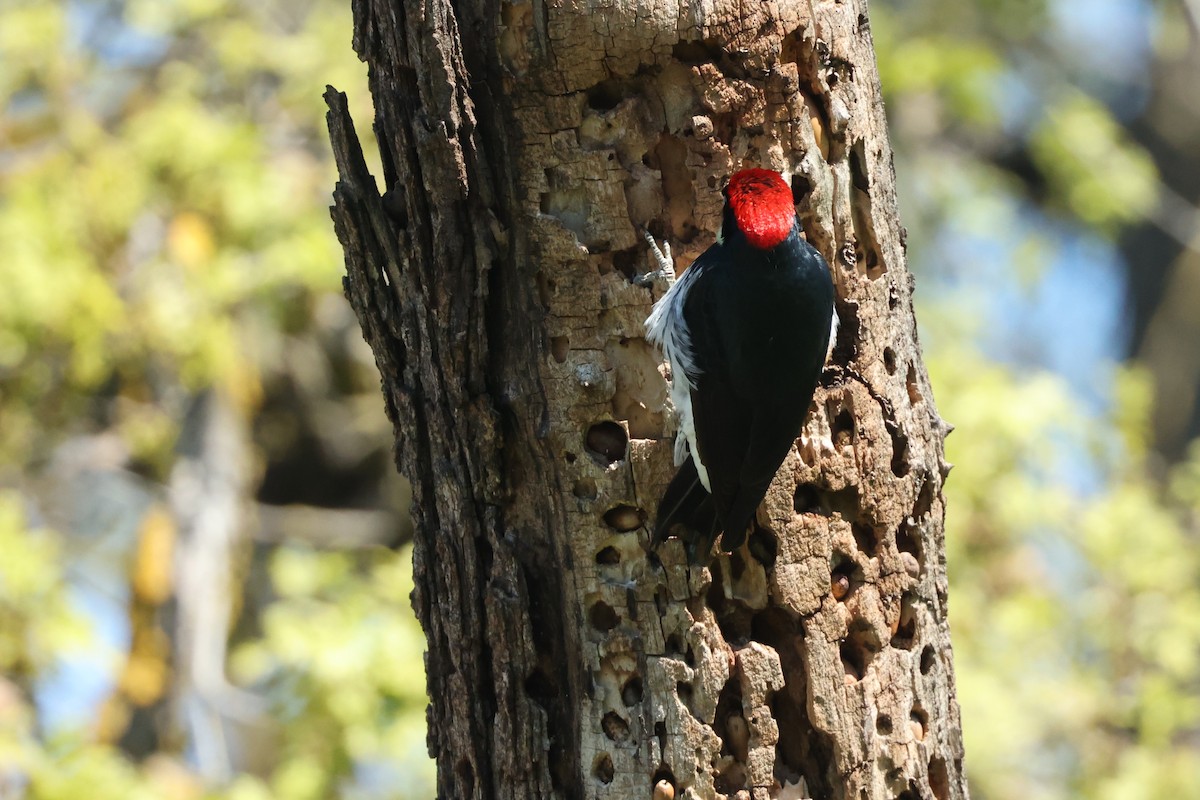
[643,167,836,563]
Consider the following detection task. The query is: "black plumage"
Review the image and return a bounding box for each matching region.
[649,175,835,563]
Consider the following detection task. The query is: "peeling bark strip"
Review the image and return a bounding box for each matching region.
[326,1,968,799]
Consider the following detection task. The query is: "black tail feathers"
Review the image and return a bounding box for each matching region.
[652,456,719,563]
[654,456,772,564]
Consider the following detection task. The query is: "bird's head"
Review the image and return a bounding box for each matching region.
[721,168,797,250]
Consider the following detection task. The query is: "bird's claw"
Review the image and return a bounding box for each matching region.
[633,230,675,287]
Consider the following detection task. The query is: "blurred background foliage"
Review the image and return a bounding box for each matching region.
[1,0,427,797]
[0,0,1198,798]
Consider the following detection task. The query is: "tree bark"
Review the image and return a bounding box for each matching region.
[1118,20,1200,462]
[326,1,967,798]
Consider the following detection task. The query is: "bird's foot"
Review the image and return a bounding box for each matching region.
[633,230,675,287]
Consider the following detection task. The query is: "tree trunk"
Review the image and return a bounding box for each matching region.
[325,1,967,798]
[1118,17,1200,462]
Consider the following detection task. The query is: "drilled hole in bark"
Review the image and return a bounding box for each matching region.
[852,522,878,555]
[832,301,860,362]
[585,421,627,465]
[910,707,928,741]
[781,25,817,80]
[672,38,723,64]
[828,485,861,518]
[920,645,937,675]
[593,753,615,784]
[791,173,814,205]
[831,571,850,601]
[707,568,753,645]
[794,483,821,514]
[929,756,951,800]
[830,553,862,601]
[751,606,800,649]
[849,140,885,279]
[714,761,748,794]
[603,504,645,532]
[621,675,643,706]
[587,78,628,112]
[887,421,910,477]
[749,524,778,567]
[850,139,871,193]
[753,608,832,798]
[840,643,862,682]
[714,674,746,758]
[573,478,597,500]
[891,591,917,649]
[524,666,555,707]
[832,407,855,446]
[589,601,619,632]
[711,112,737,146]
[595,546,620,566]
[896,521,921,561]
[913,478,935,519]
[883,347,897,375]
[602,711,630,742]
[876,714,893,735]
[550,336,569,363]
[564,451,577,464]
[864,248,881,275]
[612,246,639,280]
[906,364,922,405]
[665,633,686,657]
[841,619,881,681]
[831,548,858,588]
[890,426,913,477]
[770,682,833,797]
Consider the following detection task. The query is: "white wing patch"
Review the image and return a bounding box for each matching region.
[645,266,711,491]
[826,307,839,364]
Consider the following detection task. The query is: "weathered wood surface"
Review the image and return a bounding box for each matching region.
[326,1,967,798]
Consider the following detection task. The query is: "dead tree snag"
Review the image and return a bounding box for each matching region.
[326,1,968,798]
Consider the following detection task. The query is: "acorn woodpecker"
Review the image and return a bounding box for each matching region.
[644,168,836,563]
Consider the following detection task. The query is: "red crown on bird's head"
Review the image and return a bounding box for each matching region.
[725,168,796,250]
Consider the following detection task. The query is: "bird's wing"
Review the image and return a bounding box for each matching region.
[681,261,750,533]
[651,454,718,560]
[718,404,809,549]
